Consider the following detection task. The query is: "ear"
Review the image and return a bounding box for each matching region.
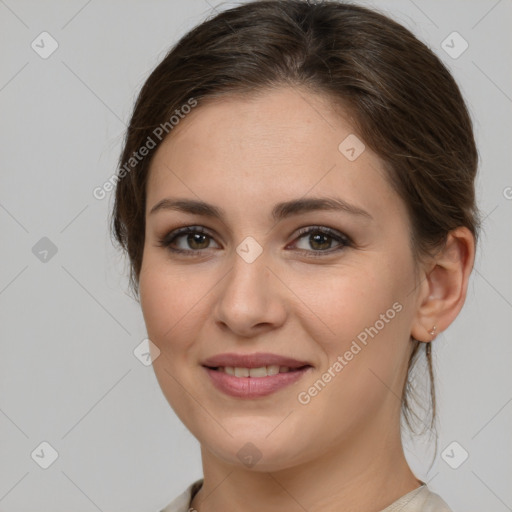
[411,227,475,343]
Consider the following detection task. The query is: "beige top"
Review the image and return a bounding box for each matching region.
[159,479,452,512]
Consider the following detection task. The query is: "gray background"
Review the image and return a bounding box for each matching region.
[0,0,511,511]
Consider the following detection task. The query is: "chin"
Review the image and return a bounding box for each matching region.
[199,421,314,472]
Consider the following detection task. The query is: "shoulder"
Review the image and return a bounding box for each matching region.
[381,484,453,512]
[159,480,452,512]
[158,479,203,512]
[420,487,453,512]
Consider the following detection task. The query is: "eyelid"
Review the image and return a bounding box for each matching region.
[286,225,352,255]
[158,224,352,256]
[157,225,220,250]
[291,225,351,243]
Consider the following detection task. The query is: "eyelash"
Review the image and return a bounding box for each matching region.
[156,225,352,258]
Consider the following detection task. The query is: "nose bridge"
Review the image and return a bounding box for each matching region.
[213,242,285,334]
[223,245,270,307]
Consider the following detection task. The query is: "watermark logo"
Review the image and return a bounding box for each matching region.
[133,338,160,366]
[441,31,469,60]
[32,237,58,263]
[31,441,59,469]
[338,134,365,161]
[31,31,59,59]
[93,98,198,200]
[441,441,469,469]
[297,301,403,405]
[236,236,263,263]
[237,442,262,468]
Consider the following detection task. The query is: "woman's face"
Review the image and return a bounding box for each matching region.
[139,87,422,471]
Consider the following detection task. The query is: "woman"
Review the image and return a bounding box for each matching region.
[111,1,479,510]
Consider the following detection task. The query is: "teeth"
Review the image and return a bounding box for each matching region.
[249,366,267,377]
[266,365,280,376]
[220,365,292,377]
[234,367,250,377]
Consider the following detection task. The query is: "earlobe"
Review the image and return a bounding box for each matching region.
[411,227,475,343]
[428,325,438,339]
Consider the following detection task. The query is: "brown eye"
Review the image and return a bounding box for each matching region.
[184,232,210,250]
[158,226,220,254]
[307,232,333,251]
[291,226,351,256]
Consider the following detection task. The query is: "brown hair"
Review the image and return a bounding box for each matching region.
[110,0,480,438]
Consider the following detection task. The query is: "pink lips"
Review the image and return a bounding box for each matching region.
[202,352,312,399]
[202,352,310,369]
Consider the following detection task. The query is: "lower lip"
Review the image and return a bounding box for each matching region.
[204,366,312,398]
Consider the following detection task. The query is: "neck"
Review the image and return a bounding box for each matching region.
[191,416,422,512]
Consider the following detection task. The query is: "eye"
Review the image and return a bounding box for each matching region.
[289,226,351,256]
[157,226,220,255]
[157,225,351,258]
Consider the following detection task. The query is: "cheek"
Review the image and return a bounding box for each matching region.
[293,267,410,435]
[294,253,414,399]
[293,262,406,345]
[138,258,206,424]
[139,258,201,351]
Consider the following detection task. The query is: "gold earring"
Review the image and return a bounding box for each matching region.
[428,325,437,339]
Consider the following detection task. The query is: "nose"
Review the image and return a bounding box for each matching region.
[212,249,287,338]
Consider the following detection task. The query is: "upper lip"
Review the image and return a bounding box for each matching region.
[202,352,312,369]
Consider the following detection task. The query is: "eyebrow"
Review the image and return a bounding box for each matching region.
[149,196,373,221]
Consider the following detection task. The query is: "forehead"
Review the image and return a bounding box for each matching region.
[146,87,404,223]
[154,87,355,170]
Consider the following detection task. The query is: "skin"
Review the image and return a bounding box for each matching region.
[138,87,475,512]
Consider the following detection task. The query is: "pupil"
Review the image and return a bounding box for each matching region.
[189,233,208,249]
[311,233,330,250]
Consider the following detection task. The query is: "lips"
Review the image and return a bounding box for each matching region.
[202,352,311,369]
[201,352,313,399]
